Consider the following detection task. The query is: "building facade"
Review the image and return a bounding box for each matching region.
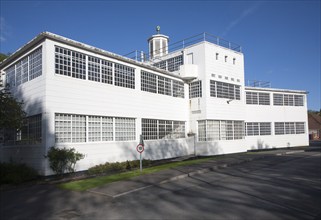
[0,32,308,175]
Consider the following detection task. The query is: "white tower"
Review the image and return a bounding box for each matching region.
[148,26,169,60]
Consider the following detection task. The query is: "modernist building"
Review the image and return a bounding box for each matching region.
[0,30,308,175]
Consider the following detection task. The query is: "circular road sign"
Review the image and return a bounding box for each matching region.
[136,144,144,153]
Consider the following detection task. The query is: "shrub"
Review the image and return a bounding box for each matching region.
[87,159,152,175]
[45,147,85,175]
[0,162,38,185]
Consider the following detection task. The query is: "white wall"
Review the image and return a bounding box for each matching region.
[204,42,246,121]
[42,39,191,174]
[0,36,310,176]
[0,43,47,174]
[245,88,309,149]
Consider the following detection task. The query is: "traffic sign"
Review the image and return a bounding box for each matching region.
[136,144,144,153]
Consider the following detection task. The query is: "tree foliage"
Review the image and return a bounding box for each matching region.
[45,147,85,175]
[0,53,8,62]
[0,89,26,130]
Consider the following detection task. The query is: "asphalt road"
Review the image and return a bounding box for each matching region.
[1,150,320,220]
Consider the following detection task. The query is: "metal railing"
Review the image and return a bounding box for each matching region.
[123,32,242,62]
[247,80,271,88]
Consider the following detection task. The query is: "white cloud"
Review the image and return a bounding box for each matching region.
[221,3,262,37]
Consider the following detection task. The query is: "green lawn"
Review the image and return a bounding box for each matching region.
[59,157,215,191]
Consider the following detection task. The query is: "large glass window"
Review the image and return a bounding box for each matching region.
[114,63,135,89]
[4,47,42,88]
[153,55,183,72]
[172,80,184,98]
[101,60,113,84]
[210,80,240,100]
[295,122,305,134]
[88,56,101,82]
[71,51,86,79]
[246,92,270,105]
[102,117,113,141]
[275,122,285,135]
[294,95,304,106]
[55,114,134,143]
[273,93,304,106]
[141,71,157,93]
[274,122,305,135]
[2,114,42,145]
[142,119,185,140]
[71,115,86,143]
[88,116,101,142]
[55,114,72,143]
[142,119,158,140]
[198,120,244,141]
[15,61,22,86]
[245,122,259,136]
[115,117,136,141]
[246,92,258,105]
[6,65,16,87]
[21,57,29,83]
[55,46,71,76]
[245,122,271,136]
[88,116,113,142]
[141,70,184,98]
[29,47,42,80]
[189,80,202,98]
[167,55,183,72]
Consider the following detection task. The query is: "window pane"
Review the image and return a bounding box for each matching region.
[114,63,135,89]
[115,117,135,141]
[190,80,202,98]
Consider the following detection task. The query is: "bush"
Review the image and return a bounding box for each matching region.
[0,162,38,185]
[45,147,85,175]
[88,159,152,175]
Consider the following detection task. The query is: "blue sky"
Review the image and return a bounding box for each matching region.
[0,0,320,110]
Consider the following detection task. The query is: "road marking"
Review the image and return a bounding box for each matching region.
[112,185,154,198]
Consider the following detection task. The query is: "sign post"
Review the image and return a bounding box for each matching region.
[137,135,144,173]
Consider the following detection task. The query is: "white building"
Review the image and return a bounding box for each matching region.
[0,30,308,175]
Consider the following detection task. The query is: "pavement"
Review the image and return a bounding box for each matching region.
[1,143,320,220]
[86,144,321,199]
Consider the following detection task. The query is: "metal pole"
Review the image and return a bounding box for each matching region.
[194,134,196,156]
[140,152,142,172]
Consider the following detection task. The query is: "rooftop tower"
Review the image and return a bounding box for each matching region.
[148,26,169,60]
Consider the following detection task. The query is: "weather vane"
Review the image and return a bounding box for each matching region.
[156,25,160,34]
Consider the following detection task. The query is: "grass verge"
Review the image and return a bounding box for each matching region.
[59,157,215,191]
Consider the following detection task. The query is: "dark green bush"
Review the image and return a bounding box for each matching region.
[87,159,152,175]
[45,147,85,175]
[0,162,38,185]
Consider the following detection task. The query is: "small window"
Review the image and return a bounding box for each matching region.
[233,58,236,65]
[225,56,228,62]
[216,53,219,60]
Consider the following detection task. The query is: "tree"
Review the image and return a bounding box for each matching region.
[0,53,8,62]
[0,89,26,131]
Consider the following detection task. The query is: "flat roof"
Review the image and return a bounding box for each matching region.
[245,86,307,94]
[0,32,184,81]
